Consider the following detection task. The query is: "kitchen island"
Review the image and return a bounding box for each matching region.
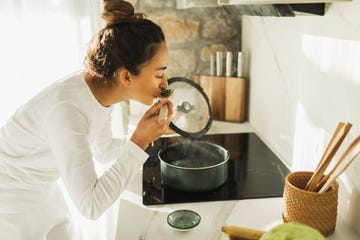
[115,121,359,240]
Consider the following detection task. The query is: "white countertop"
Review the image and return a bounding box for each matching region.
[115,121,359,240]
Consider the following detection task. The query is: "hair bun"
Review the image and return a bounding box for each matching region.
[102,0,145,27]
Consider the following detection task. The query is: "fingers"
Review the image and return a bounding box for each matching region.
[163,126,176,135]
[146,99,174,122]
[167,101,174,118]
[164,102,173,125]
[157,100,174,123]
[137,99,174,140]
[132,100,175,149]
[145,99,168,118]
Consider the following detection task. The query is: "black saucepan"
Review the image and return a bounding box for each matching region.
[158,140,229,192]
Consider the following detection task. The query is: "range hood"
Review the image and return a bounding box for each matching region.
[217,0,349,3]
[176,0,351,16]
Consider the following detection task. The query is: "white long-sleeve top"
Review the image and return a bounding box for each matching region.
[0,71,148,219]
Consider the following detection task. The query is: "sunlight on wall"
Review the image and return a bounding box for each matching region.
[291,34,360,172]
[302,34,360,85]
[0,3,95,126]
[292,102,327,171]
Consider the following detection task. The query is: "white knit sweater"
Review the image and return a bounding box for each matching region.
[0,71,148,219]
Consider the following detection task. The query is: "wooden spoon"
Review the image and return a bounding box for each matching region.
[319,135,360,193]
[305,122,352,191]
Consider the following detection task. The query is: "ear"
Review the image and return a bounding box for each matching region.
[116,68,132,87]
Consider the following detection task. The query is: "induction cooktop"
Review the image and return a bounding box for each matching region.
[142,132,290,205]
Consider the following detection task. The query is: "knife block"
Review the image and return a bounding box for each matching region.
[194,75,246,122]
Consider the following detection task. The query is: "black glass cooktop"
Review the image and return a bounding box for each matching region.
[142,132,290,205]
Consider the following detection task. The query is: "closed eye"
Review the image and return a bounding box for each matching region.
[156,74,165,79]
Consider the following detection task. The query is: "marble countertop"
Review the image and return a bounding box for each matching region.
[115,121,359,240]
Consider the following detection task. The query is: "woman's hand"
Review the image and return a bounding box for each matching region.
[130,99,173,150]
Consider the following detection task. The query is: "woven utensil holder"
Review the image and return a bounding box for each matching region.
[282,171,338,236]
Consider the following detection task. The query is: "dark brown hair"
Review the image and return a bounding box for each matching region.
[84,0,165,85]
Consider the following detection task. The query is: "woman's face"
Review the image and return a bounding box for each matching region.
[129,42,169,105]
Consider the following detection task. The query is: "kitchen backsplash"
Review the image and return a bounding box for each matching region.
[133,0,241,79]
[242,0,360,234]
[134,0,324,79]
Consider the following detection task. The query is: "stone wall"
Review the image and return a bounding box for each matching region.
[133,0,242,80]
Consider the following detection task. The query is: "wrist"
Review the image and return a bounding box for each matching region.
[130,134,148,150]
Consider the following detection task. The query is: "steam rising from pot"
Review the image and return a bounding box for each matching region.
[160,140,228,168]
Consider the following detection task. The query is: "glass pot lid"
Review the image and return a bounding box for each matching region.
[168,77,212,138]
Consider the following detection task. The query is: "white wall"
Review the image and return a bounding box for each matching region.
[242,0,360,234]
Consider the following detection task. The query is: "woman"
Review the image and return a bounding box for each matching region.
[0,1,172,239]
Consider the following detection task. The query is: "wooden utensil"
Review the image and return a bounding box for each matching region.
[305,122,352,191]
[222,225,265,240]
[319,135,360,193]
[305,122,344,190]
[314,133,358,192]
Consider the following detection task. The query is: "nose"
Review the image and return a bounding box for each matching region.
[161,75,168,89]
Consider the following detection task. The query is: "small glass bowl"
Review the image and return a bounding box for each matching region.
[167,209,201,231]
